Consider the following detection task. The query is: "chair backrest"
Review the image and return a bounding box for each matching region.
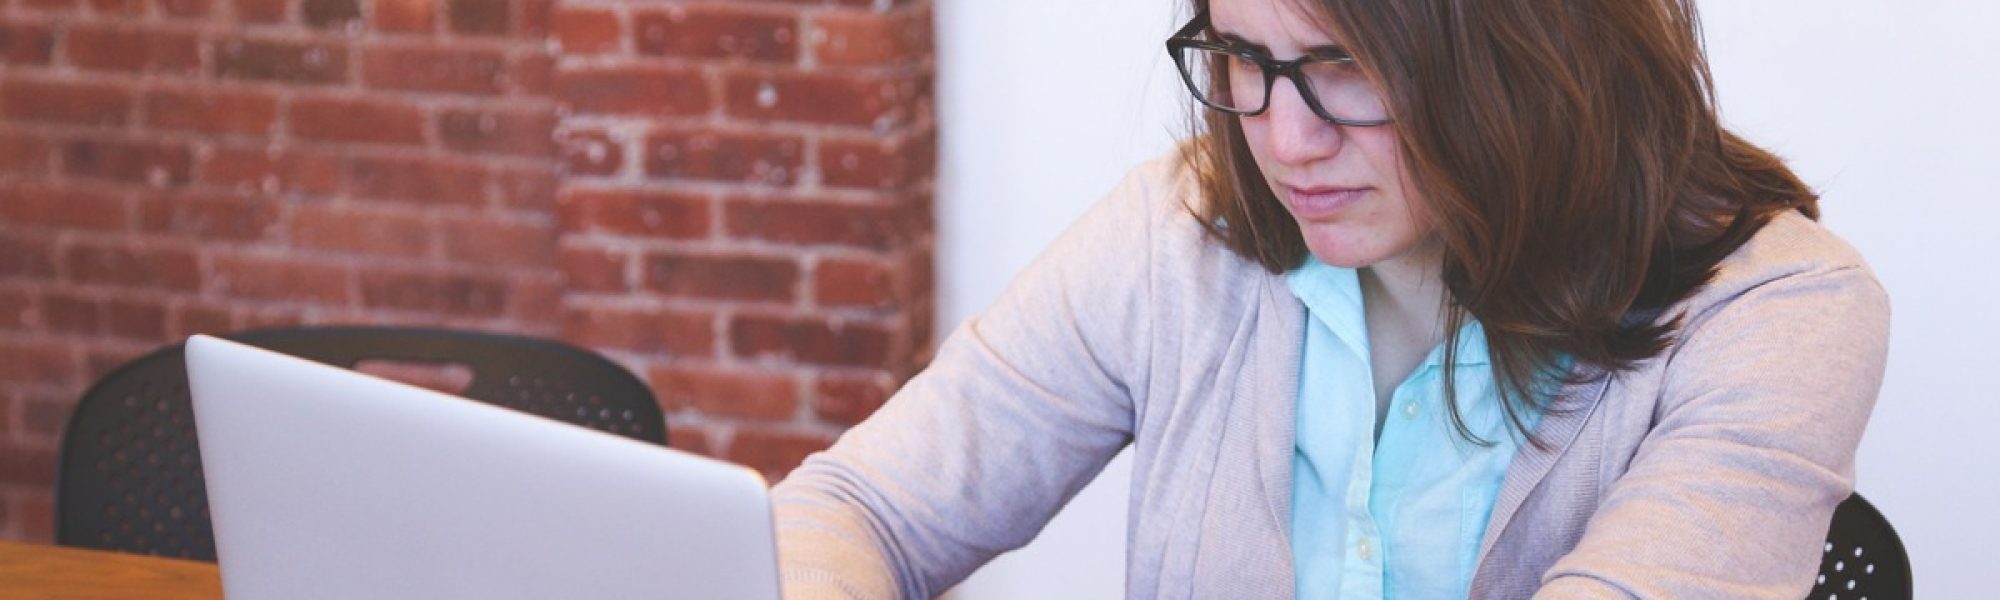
[55,326,665,561]
[1811,492,1911,600]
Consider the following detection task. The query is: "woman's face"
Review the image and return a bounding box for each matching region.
[1210,0,1432,270]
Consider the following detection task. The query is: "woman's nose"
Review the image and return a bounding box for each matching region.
[1259,79,1343,166]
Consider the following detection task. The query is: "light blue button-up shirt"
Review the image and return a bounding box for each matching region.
[1286,258,1543,599]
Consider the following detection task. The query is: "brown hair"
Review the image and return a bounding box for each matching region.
[1179,0,1818,444]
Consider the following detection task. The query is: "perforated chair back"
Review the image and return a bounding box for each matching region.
[1810,493,1911,600]
[55,326,664,561]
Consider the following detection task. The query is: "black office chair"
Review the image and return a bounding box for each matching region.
[54,326,666,561]
[1810,493,1911,600]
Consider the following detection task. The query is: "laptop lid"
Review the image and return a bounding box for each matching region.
[184,334,780,599]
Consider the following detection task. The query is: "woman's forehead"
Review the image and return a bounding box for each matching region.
[1208,0,1348,51]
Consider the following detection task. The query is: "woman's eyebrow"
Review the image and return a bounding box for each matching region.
[1214,31,1271,54]
[1213,30,1350,58]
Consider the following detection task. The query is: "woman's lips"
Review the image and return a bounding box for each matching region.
[1280,185,1370,220]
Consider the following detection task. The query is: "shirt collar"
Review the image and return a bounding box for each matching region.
[1284,257,1490,369]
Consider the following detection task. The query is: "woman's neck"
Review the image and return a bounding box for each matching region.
[1355,240,1451,436]
[1358,240,1448,335]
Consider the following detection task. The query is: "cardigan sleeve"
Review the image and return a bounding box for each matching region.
[1534,263,1891,598]
[766,160,1173,599]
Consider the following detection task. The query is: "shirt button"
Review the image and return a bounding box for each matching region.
[1357,538,1374,560]
[1403,401,1420,418]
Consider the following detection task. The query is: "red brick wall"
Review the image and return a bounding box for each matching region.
[550,0,935,480]
[0,0,934,542]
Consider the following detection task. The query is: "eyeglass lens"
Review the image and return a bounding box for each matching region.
[1174,46,1388,123]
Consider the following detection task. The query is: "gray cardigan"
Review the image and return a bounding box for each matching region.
[770,156,1891,599]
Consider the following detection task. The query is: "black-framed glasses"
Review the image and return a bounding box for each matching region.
[1165,10,1392,127]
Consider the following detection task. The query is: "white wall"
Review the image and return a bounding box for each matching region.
[932,1,1185,597]
[935,1,2000,598]
[1699,2,2000,597]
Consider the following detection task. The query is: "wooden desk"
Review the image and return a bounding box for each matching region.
[0,540,221,599]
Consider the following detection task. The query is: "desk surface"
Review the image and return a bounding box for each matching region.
[0,540,221,599]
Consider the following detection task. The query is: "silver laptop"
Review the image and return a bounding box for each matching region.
[184,335,782,599]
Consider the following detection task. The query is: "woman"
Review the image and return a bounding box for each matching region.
[771,0,1889,597]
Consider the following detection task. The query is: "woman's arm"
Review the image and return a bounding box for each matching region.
[768,162,1170,599]
[1536,264,1892,598]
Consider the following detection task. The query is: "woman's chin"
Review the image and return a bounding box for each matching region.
[1301,231,1393,269]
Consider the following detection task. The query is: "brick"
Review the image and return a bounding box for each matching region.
[666,424,711,456]
[516,0,550,37]
[211,255,351,303]
[17,493,56,541]
[725,200,905,250]
[809,7,931,67]
[634,6,797,63]
[104,298,167,340]
[362,46,507,95]
[66,26,199,74]
[19,390,72,437]
[200,146,341,195]
[820,133,933,190]
[301,0,361,29]
[233,0,284,22]
[437,216,555,265]
[0,340,75,385]
[360,271,510,315]
[551,7,618,54]
[156,0,210,18]
[44,291,99,334]
[20,0,80,12]
[557,189,708,239]
[0,185,125,232]
[448,0,509,36]
[62,140,193,187]
[729,315,892,367]
[0,441,58,486]
[644,130,803,185]
[508,52,556,96]
[64,242,202,291]
[237,307,305,328]
[0,133,51,174]
[438,107,556,157]
[0,289,34,330]
[0,79,130,126]
[813,372,893,426]
[138,193,279,242]
[508,275,560,322]
[557,67,709,117]
[814,257,898,310]
[492,166,557,212]
[642,253,798,303]
[557,244,627,293]
[291,96,425,145]
[345,156,488,206]
[650,366,798,421]
[373,0,436,32]
[143,87,280,136]
[725,428,835,483]
[214,39,349,85]
[89,0,143,16]
[556,128,622,177]
[172,305,234,337]
[289,203,433,257]
[560,306,712,356]
[0,22,55,65]
[0,235,57,279]
[724,70,920,127]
